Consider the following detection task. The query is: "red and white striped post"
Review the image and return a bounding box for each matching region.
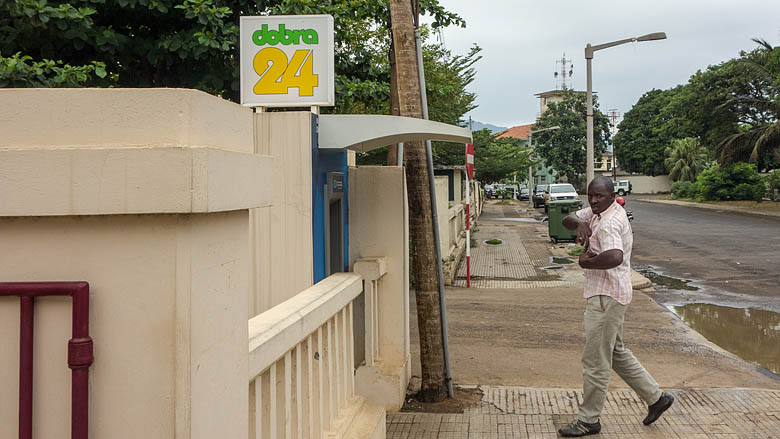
[465,142,474,288]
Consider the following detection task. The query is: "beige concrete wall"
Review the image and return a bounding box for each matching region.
[627,175,671,194]
[435,176,450,259]
[250,111,314,315]
[453,170,463,204]
[0,88,254,153]
[349,166,411,410]
[0,213,250,439]
[0,88,266,439]
[349,166,409,367]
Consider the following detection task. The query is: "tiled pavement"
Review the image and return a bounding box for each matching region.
[453,220,578,289]
[387,386,780,438]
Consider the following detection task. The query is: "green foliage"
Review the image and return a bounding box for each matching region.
[696,163,766,202]
[766,169,780,201]
[429,44,481,165]
[613,88,676,176]
[664,137,710,182]
[670,181,697,199]
[471,129,532,183]
[617,41,780,174]
[356,39,481,165]
[1,0,464,106]
[0,52,110,87]
[716,41,780,167]
[532,89,611,186]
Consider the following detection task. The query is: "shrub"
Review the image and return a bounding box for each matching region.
[696,163,765,202]
[671,181,697,199]
[767,170,780,201]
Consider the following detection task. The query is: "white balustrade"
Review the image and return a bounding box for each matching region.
[353,257,387,368]
[248,273,362,439]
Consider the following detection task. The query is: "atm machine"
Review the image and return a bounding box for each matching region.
[324,171,345,276]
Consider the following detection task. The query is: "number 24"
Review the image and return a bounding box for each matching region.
[253,48,318,97]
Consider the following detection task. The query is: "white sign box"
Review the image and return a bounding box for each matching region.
[240,15,334,107]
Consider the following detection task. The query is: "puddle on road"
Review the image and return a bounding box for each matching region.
[638,265,779,376]
[670,303,780,375]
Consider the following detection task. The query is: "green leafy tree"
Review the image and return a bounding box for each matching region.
[664,137,710,182]
[717,40,780,168]
[0,0,464,106]
[470,129,531,183]
[616,40,780,174]
[613,88,676,176]
[356,39,481,165]
[531,89,610,187]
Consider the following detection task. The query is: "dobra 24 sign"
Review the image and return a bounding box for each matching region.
[240,15,334,107]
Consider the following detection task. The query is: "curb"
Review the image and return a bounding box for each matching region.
[639,198,780,219]
[631,269,652,290]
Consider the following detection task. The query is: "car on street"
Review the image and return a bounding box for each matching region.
[484,184,495,199]
[543,183,579,211]
[614,180,633,196]
[518,188,530,200]
[532,184,548,208]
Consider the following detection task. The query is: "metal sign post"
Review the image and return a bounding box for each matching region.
[465,141,474,288]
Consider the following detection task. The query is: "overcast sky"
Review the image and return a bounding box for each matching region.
[423,0,780,129]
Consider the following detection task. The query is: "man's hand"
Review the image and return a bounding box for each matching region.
[579,248,597,268]
[576,222,592,248]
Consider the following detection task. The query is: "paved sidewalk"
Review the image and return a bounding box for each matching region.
[454,201,650,290]
[388,386,780,438]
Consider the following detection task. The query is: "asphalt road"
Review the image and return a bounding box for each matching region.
[625,195,780,312]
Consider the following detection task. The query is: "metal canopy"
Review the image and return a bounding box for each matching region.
[318,114,472,152]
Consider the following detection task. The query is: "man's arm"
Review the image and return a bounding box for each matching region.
[578,249,624,270]
[563,213,591,247]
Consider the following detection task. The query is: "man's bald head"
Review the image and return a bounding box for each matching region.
[589,176,615,193]
[587,176,616,214]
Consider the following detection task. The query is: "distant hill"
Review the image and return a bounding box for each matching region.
[470,120,508,134]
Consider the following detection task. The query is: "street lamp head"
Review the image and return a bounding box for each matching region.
[636,32,667,42]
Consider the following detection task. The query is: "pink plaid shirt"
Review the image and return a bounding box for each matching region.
[575,201,633,305]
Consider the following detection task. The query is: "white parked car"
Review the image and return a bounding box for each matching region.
[543,183,579,211]
[614,180,633,196]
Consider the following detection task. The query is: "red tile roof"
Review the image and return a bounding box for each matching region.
[497,124,533,140]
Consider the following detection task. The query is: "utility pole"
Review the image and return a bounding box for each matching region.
[389,0,449,402]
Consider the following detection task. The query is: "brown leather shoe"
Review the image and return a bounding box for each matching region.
[643,392,674,425]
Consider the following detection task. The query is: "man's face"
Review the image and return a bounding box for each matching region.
[588,183,616,215]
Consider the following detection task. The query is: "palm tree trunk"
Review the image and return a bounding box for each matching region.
[386,38,400,165]
[389,0,448,402]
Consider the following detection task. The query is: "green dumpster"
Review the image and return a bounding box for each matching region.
[547,199,583,243]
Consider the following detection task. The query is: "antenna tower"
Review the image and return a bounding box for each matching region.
[554,53,574,90]
[607,109,621,135]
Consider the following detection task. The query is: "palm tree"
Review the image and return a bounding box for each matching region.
[717,39,780,165]
[389,0,448,402]
[665,137,709,182]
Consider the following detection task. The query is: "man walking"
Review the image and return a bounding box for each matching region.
[557,177,673,437]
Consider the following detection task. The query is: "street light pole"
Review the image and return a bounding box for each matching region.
[585,32,667,187]
[527,125,560,208]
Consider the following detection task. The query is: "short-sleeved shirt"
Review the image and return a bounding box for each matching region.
[575,201,633,304]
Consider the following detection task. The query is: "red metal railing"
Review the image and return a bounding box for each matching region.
[0,282,93,439]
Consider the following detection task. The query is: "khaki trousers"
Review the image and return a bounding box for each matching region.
[578,295,662,423]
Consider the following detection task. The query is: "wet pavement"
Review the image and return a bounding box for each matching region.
[670,303,780,376]
[396,199,780,438]
[627,196,780,311]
